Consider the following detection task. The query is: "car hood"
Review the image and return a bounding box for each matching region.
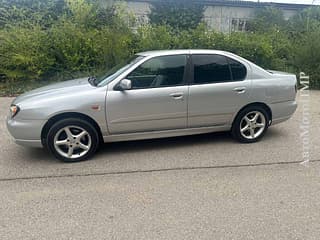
[13,77,94,105]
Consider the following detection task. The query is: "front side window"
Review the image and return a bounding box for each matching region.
[97,55,145,86]
[193,54,232,84]
[126,55,187,89]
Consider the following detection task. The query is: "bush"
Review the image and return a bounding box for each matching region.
[292,29,320,89]
[1,2,320,95]
[0,25,54,81]
[47,0,133,77]
[0,0,134,94]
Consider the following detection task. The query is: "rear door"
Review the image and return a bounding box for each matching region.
[188,54,251,128]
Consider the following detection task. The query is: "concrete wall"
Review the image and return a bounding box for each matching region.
[203,6,254,33]
[124,1,302,33]
[282,9,299,20]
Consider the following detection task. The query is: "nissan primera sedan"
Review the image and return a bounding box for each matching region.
[7,50,298,162]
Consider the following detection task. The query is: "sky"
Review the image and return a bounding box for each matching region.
[248,0,320,4]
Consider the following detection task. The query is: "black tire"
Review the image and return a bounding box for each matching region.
[46,118,99,162]
[231,105,269,143]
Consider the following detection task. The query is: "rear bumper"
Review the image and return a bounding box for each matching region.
[14,139,42,147]
[270,100,297,125]
[6,117,45,148]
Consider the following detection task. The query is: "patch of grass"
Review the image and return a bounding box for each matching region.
[0,79,60,97]
[0,71,91,97]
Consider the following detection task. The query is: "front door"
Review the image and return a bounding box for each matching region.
[106,54,188,134]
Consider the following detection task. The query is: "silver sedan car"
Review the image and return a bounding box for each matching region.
[7,50,298,162]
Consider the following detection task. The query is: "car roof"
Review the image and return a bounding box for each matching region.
[136,49,272,78]
[137,49,231,57]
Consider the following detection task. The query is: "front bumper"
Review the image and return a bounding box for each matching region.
[6,117,46,148]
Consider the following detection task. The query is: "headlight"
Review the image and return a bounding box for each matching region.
[10,105,20,118]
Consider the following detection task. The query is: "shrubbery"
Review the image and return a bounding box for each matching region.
[0,0,320,95]
[148,0,204,31]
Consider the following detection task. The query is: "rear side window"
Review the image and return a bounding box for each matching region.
[193,54,231,84]
[228,58,247,81]
[192,54,247,84]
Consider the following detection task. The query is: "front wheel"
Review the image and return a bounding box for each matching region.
[46,118,99,162]
[232,106,269,143]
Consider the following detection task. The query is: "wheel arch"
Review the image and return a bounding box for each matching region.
[232,102,272,127]
[41,112,103,146]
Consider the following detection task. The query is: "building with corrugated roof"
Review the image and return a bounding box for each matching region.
[124,0,312,33]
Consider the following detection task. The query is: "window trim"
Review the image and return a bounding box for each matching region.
[226,56,247,82]
[116,54,189,90]
[190,54,247,85]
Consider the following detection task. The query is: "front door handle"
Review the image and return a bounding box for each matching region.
[170,92,184,100]
[233,87,246,94]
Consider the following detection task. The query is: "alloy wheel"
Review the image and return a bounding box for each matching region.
[53,126,92,159]
[239,111,266,140]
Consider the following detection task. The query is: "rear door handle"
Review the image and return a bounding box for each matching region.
[170,92,184,100]
[233,87,246,94]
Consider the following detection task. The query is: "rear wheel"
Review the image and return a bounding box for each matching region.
[232,106,269,143]
[46,118,99,162]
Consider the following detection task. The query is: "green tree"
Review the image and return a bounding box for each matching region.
[247,7,286,32]
[288,6,320,38]
[148,0,204,31]
[0,0,66,28]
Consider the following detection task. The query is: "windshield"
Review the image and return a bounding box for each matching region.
[96,55,145,86]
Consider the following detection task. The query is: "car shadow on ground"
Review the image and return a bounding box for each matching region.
[96,127,285,156]
[97,131,232,155]
[20,127,285,162]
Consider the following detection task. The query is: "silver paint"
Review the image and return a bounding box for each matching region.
[6,50,298,147]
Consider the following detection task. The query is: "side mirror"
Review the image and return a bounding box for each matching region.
[117,79,132,91]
